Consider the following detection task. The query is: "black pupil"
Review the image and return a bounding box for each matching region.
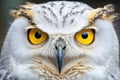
[82,32,88,39]
[35,32,41,39]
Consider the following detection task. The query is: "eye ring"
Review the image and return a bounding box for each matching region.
[75,29,95,45]
[27,28,48,45]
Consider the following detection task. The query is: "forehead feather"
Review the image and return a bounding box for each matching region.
[32,1,92,34]
[11,1,117,35]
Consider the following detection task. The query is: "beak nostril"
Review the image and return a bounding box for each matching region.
[55,39,66,50]
[63,46,66,50]
[55,46,58,50]
[55,45,66,50]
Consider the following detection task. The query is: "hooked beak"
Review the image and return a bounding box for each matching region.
[55,40,65,74]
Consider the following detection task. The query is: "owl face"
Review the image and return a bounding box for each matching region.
[3,1,119,80]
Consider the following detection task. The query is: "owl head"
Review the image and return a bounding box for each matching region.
[1,1,119,80]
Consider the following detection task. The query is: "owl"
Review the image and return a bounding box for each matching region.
[0,1,120,80]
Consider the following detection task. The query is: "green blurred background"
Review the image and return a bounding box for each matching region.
[0,0,120,53]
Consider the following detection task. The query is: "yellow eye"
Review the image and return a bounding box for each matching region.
[28,28,48,45]
[75,29,95,45]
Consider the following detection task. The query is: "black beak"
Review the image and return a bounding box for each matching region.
[55,40,65,74]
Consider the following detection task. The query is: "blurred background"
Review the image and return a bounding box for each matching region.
[0,0,120,54]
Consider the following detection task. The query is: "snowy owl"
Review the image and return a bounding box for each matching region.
[0,1,120,80]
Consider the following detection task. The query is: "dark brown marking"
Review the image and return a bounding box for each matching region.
[43,15,53,24]
[70,19,74,24]
[111,74,114,78]
[59,2,65,15]
[42,5,58,21]
[50,3,55,7]
[29,21,36,25]
[19,13,32,21]
[3,72,9,80]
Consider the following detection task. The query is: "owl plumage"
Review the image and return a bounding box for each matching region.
[0,1,120,80]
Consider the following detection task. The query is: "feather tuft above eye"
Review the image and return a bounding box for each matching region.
[88,4,119,23]
[10,2,34,21]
